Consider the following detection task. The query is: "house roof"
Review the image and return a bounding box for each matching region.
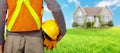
[73,5,112,16]
[84,7,103,15]
[73,5,86,16]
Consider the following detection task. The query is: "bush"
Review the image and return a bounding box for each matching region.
[108,21,113,27]
[72,22,79,27]
[86,22,94,28]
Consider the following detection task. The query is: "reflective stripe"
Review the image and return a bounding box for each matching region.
[7,0,23,31]
[7,0,41,31]
[24,0,40,29]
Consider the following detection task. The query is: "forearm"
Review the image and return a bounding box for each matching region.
[52,10,66,36]
[44,0,66,36]
[0,0,7,45]
[0,13,5,45]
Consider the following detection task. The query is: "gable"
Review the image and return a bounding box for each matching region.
[100,7,112,16]
[75,8,83,16]
[73,5,86,18]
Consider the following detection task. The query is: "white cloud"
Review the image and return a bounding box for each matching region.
[96,0,119,7]
[43,4,51,12]
[116,3,120,7]
[112,3,120,10]
[96,0,120,10]
[68,0,80,7]
[62,4,68,9]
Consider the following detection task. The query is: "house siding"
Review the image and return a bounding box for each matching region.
[86,16,94,22]
[75,16,86,25]
[100,7,112,23]
[73,6,86,26]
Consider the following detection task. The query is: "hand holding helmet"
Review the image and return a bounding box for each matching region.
[42,20,60,50]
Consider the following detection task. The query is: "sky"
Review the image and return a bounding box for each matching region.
[43,0,120,28]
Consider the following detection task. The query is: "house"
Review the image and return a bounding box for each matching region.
[73,5,113,28]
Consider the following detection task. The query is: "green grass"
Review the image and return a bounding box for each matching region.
[45,27,120,53]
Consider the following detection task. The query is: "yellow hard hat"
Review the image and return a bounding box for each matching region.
[42,20,60,40]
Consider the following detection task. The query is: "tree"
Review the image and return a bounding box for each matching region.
[72,22,79,27]
[86,22,94,28]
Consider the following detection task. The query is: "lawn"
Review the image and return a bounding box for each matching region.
[45,27,120,53]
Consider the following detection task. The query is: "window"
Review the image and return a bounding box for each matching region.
[77,17,84,25]
[75,16,84,26]
[104,16,109,23]
[77,10,82,16]
[87,16,94,22]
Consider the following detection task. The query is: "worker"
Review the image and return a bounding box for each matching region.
[0,0,66,53]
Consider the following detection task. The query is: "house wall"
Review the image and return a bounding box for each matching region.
[74,16,86,26]
[100,8,112,23]
[74,8,84,18]
[86,16,94,22]
[74,7,86,26]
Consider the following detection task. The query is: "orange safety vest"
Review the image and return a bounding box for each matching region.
[6,0,43,32]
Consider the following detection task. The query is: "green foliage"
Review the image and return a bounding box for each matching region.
[108,21,113,27]
[72,22,79,27]
[96,15,105,27]
[45,27,120,53]
[86,22,94,28]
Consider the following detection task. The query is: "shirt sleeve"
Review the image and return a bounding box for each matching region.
[0,0,7,45]
[44,0,66,36]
